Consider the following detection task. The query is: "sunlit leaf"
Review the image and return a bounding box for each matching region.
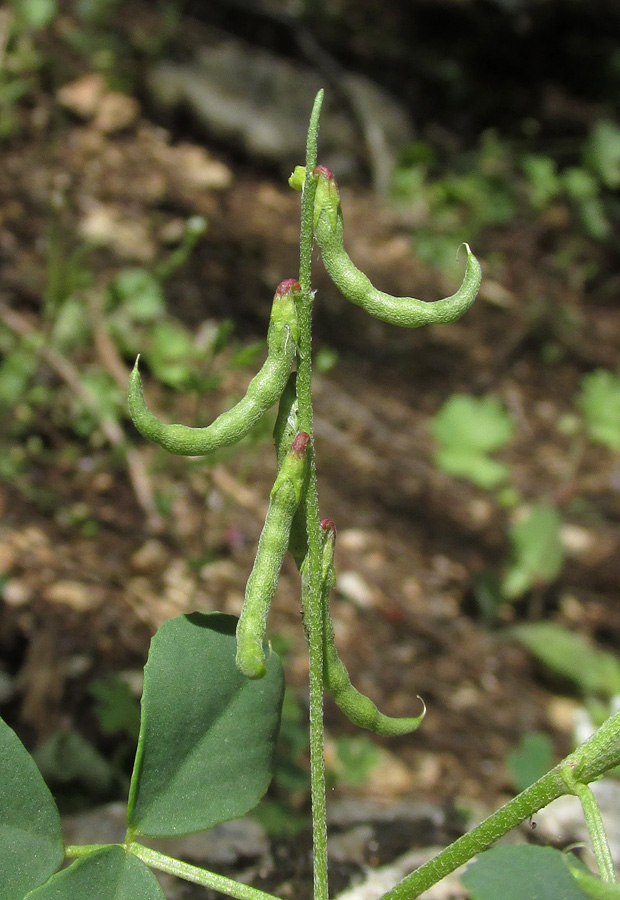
[510,622,620,697]
[0,716,63,900]
[27,845,165,899]
[578,369,620,451]
[127,612,284,837]
[461,845,591,900]
[501,503,563,598]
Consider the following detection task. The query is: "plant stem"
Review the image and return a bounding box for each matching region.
[66,844,114,858]
[67,842,278,900]
[128,843,279,900]
[378,710,620,900]
[296,89,329,900]
[561,767,617,883]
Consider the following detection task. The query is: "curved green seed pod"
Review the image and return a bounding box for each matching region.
[273,373,308,570]
[318,519,425,736]
[128,279,301,456]
[273,372,299,470]
[312,165,481,329]
[236,432,310,679]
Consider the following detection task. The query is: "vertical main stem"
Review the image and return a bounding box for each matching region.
[296,89,329,900]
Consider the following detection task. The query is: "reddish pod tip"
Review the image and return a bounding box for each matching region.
[276,278,301,296]
[291,431,310,454]
[313,165,336,181]
[319,518,337,536]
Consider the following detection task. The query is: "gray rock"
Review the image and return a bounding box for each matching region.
[146,34,413,191]
[63,803,270,867]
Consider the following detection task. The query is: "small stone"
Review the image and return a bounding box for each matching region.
[91,472,114,493]
[199,559,238,582]
[93,92,140,133]
[158,218,186,244]
[560,523,596,556]
[57,73,106,119]
[3,579,33,607]
[131,539,167,572]
[151,818,269,867]
[546,696,578,733]
[338,528,372,551]
[63,655,92,678]
[337,571,374,608]
[169,144,232,190]
[0,540,17,575]
[328,825,374,865]
[364,747,415,797]
[78,203,155,262]
[12,526,49,553]
[43,580,103,611]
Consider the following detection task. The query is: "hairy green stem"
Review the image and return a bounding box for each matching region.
[562,767,617,883]
[378,711,620,900]
[296,88,329,900]
[128,844,278,900]
[66,842,277,900]
[66,844,113,858]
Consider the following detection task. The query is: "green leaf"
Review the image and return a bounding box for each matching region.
[436,446,511,489]
[146,321,196,389]
[89,676,141,740]
[127,612,284,837]
[510,622,620,698]
[506,731,554,792]
[461,845,591,900]
[0,716,63,900]
[16,0,58,30]
[585,120,620,190]
[111,269,166,324]
[501,502,563,599]
[521,154,562,211]
[567,862,620,899]
[26,845,165,899]
[34,729,118,798]
[333,736,381,787]
[0,347,39,407]
[71,371,124,437]
[229,342,264,370]
[431,394,514,489]
[577,369,620,451]
[51,298,92,351]
[432,394,514,454]
[563,167,600,201]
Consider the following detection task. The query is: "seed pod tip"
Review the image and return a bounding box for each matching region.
[276,278,302,296]
[320,518,337,536]
[291,431,310,454]
[313,164,335,181]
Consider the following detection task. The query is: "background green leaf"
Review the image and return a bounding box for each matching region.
[510,622,620,698]
[506,731,554,792]
[431,394,514,488]
[127,612,284,837]
[461,845,591,900]
[577,369,620,451]
[435,446,510,489]
[0,715,64,900]
[501,502,564,599]
[34,729,120,799]
[431,394,515,453]
[27,845,165,900]
[567,862,620,899]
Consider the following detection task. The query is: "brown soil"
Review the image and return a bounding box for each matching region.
[1,23,619,875]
